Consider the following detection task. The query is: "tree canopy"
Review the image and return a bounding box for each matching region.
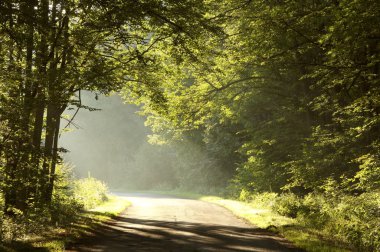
[130,0,380,194]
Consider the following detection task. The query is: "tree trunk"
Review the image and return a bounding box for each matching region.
[46,110,63,203]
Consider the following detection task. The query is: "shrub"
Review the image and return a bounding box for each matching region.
[272,193,303,218]
[248,192,278,209]
[73,177,109,210]
[50,194,83,226]
[232,189,281,210]
[238,188,252,202]
[0,208,47,243]
[272,191,380,251]
[0,212,26,243]
[329,192,380,251]
[0,167,110,244]
[49,164,84,226]
[297,193,331,227]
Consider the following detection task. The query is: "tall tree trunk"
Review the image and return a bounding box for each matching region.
[42,103,56,203]
[44,2,70,204]
[32,0,50,205]
[46,110,63,203]
[16,0,37,212]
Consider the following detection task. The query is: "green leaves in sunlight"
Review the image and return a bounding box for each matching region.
[130,0,380,194]
[73,177,109,210]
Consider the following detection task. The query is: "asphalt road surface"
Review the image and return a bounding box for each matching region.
[66,193,302,252]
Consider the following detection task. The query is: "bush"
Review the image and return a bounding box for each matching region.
[273,193,303,218]
[0,167,110,244]
[238,188,252,202]
[0,208,50,243]
[250,192,278,209]
[329,192,380,251]
[73,177,109,210]
[238,190,278,209]
[51,194,83,226]
[271,191,380,251]
[297,193,331,227]
[49,164,84,226]
[0,212,26,243]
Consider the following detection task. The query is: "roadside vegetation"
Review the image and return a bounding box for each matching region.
[212,191,379,252]
[0,168,130,251]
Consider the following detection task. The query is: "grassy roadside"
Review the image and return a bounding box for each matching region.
[138,190,351,252]
[0,195,131,252]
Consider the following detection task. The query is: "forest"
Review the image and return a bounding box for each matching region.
[0,0,379,251]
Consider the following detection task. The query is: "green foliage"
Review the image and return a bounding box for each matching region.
[273,194,303,218]
[237,189,278,210]
[0,212,26,243]
[296,193,331,228]
[129,0,380,198]
[73,177,109,210]
[0,207,53,244]
[353,153,380,191]
[0,164,113,244]
[238,189,252,202]
[271,191,380,251]
[0,0,219,215]
[47,164,83,227]
[50,193,83,227]
[326,192,380,251]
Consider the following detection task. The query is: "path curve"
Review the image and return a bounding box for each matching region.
[66,193,302,252]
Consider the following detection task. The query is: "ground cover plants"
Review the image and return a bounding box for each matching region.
[0,173,130,251]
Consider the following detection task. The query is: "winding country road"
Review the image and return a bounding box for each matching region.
[67,193,302,252]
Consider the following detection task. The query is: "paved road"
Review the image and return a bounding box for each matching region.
[67,193,302,252]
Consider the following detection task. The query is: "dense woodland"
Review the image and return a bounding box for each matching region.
[133,0,380,195]
[0,0,379,250]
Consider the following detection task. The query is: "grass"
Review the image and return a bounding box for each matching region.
[199,196,295,228]
[281,228,351,252]
[134,190,351,252]
[0,194,131,252]
[87,195,131,219]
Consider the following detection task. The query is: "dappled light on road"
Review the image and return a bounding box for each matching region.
[67,193,302,252]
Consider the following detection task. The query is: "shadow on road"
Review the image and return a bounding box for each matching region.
[67,215,303,252]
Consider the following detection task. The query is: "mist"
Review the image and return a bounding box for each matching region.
[59,92,178,190]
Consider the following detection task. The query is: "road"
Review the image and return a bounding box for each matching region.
[66,193,302,252]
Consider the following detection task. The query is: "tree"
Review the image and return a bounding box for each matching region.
[0,0,220,214]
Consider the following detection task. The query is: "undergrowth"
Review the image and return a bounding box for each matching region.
[232,188,380,252]
[0,166,127,251]
[272,191,380,251]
